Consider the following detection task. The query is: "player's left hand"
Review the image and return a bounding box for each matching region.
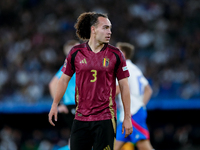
[122,117,133,138]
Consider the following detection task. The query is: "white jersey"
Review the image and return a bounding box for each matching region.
[117,59,149,122]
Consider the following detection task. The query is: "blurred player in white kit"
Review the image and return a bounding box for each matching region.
[115,42,154,150]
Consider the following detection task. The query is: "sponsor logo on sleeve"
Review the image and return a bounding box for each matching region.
[122,66,128,71]
[63,59,67,67]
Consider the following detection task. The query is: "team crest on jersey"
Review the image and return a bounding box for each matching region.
[63,59,67,68]
[103,58,109,67]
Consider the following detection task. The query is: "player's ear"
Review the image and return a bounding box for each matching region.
[91,26,95,34]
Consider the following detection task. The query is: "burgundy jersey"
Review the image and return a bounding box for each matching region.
[62,42,129,121]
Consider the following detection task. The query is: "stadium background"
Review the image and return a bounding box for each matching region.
[0,0,199,149]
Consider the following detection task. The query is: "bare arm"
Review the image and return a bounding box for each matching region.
[118,78,133,138]
[49,76,59,99]
[143,84,153,105]
[49,75,69,114]
[48,73,71,126]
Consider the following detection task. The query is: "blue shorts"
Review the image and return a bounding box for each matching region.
[116,107,150,144]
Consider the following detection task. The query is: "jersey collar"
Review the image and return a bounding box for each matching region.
[86,41,108,52]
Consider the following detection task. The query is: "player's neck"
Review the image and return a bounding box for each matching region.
[88,39,104,53]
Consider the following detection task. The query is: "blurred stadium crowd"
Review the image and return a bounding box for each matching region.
[0,0,200,149]
[1,121,200,150]
[0,125,70,150]
[0,0,199,104]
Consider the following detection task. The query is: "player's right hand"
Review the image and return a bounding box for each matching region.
[48,104,58,126]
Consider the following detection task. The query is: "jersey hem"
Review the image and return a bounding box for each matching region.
[74,116,114,121]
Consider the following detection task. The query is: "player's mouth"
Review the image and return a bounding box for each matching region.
[106,36,110,40]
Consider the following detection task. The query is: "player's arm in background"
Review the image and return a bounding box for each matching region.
[48,73,71,126]
[118,78,133,138]
[143,84,153,105]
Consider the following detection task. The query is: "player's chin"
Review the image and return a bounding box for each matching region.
[103,39,110,43]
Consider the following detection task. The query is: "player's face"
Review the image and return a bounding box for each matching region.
[94,17,112,44]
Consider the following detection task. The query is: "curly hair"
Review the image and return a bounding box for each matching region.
[74,12,108,40]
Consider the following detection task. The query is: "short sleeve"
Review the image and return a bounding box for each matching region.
[61,51,75,77]
[116,52,129,81]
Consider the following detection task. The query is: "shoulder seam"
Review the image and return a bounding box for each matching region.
[73,43,86,49]
[107,44,119,51]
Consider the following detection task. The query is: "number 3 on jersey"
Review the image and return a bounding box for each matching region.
[90,70,97,82]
